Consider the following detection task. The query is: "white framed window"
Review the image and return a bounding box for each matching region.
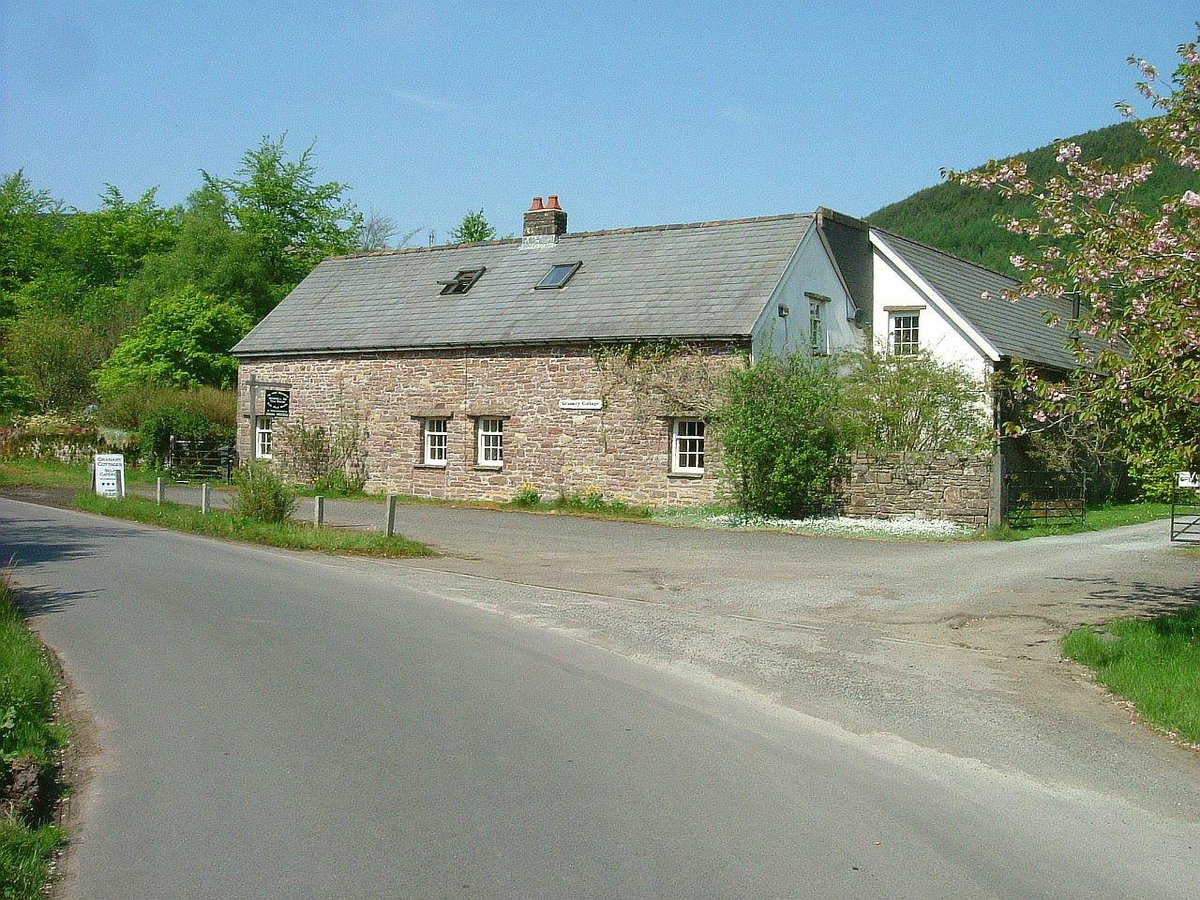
[809,299,826,356]
[476,418,504,467]
[672,419,706,474]
[890,312,920,355]
[255,416,273,460]
[423,418,448,466]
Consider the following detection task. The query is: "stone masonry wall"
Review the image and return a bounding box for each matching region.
[845,451,994,526]
[237,345,740,507]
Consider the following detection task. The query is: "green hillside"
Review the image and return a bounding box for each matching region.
[868,121,1200,276]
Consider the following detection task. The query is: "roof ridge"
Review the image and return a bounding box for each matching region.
[561,213,812,241]
[325,213,813,261]
[868,226,1020,284]
[328,237,522,261]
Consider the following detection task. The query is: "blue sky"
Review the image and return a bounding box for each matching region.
[1,1,1194,241]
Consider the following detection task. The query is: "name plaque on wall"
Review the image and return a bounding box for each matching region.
[558,399,602,411]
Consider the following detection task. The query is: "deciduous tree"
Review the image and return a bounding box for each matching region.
[950,37,1200,471]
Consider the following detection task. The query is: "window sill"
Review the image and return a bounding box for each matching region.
[668,471,705,479]
[414,462,447,470]
[472,464,504,471]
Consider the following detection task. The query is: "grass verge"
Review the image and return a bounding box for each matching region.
[1062,607,1200,744]
[0,457,161,491]
[75,493,432,558]
[0,580,67,899]
[987,501,1172,540]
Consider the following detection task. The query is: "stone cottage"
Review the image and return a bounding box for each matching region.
[233,198,1081,510]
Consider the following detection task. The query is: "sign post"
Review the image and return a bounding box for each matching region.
[93,453,126,499]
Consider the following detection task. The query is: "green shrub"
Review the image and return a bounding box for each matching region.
[841,350,990,453]
[279,416,367,494]
[231,462,296,523]
[714,354,851,518]
[552,489,651,518]
[511,484,541,507]
[99,384,236,431]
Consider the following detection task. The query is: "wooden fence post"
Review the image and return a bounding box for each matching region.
[385,495,398,537]
[201,483,211,515]
[314,495,325,528]
[156,477,164,505]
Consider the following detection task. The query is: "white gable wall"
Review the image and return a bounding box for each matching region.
[750,226,864,359]
[870,243,995,385]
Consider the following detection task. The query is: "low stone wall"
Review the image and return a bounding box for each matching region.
[845,451,994,526]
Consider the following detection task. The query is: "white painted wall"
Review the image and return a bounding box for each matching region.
[750,225,865,359]
[870,243,993,385]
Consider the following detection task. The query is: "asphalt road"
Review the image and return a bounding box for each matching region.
[2,498,1198,899]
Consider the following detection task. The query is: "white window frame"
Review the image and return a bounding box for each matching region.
[809,298,827,356]
[423,418,448,466]
[671,418,706,475]
[476,418,504,468]
[255,415,273,460]
[890,311,920,355]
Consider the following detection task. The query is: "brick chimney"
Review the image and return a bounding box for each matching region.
[522,195,567,245]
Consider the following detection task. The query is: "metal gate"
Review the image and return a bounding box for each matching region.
[1005,468,1086,527]
[1170,476,1200,543]
[167,436,236,483]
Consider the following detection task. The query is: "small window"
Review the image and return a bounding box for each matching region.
[438,267,485,295]
[423,418,448,466]
[672,419,705,475]
[809,299,826,356]
[476,418,504,468]
[890,312,920,355]
[255,416,273,460]
[535,261,581,290]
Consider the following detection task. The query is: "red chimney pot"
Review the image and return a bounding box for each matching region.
[530,197,544,211]
[546,195,561,210]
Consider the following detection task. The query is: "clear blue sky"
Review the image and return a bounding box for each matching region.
[1,1,1194,241]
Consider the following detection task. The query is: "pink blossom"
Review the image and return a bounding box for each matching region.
[1056,143,1082,163]
[1182,190,1200,207]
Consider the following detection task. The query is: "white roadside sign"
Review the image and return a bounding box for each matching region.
[1179,471,1200,489]
[94,453,126,499]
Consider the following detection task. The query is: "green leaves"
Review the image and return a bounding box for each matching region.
[449,209,497,244]
[715,355,851,518]
[95,286,253,397]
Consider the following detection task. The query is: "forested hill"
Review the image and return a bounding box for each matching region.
[868,120,1200,276]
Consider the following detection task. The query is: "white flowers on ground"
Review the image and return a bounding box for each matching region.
[706,513,973,538]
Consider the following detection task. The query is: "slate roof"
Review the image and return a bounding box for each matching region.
[233,215,813,356]
[874,230,1084,370]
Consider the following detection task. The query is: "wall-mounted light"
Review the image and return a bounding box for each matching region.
[777,303,789,318]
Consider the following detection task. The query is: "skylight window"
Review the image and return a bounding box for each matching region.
[535,261,581,290]
[438,267,485,295]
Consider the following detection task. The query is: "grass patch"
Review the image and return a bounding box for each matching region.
[986,502,1172,540]
[0,581,67,898]
[75,494,432,558]
[0,457,160,491]
[1063,607,1200,744]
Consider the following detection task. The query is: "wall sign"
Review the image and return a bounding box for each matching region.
[558,399,602,411]
[94,453,126,499]
[264,389,291,418]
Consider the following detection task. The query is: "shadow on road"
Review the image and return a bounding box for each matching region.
[12,584,97,617]
[1050,575,1200,618]
[0,513,107,567]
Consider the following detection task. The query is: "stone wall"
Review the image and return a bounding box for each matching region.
[844,451,995,526]
[237,344,741,507]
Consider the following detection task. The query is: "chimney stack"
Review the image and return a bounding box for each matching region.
[523,195,567,244]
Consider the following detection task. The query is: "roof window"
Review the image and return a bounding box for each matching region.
[535,261,581,290]
[439,267,485,295]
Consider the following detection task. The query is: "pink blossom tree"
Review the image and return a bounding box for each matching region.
[949,38,1200,473]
